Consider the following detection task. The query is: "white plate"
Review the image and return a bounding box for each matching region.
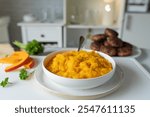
[112,46,142,58]
[83,39,142,58]
[34,64,124,99]
[127,46,142,58]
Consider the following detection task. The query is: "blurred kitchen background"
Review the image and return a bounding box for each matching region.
[0,0,150,49]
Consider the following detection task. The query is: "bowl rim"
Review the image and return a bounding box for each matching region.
[42,48,116,81]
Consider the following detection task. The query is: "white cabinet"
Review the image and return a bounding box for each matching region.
[18,23,63,47]
[18,0,126,48]
[65,0,126,47]
[66,0,125,27]
[122,13,150,49]
[26,27,60,42]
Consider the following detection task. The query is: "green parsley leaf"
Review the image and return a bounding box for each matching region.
[19,69,29,80]
[0,77,9,87]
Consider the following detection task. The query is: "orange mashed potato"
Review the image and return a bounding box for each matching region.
[46,50,112,79]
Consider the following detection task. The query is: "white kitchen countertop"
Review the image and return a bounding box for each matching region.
[0,45,150,100]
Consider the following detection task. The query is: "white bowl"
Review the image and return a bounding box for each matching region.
[23,14,37,22]
[42,49,116,89]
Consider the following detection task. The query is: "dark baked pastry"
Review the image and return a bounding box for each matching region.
[106,38,123,47]
[89,28,133,57]
[105,28,118,38]
[123,41,133,49]
[90,41,102,51]
[117,42,133,56]
[104,40,111,47]
[91,34,107,42]
[117,46,132,56]
[100,45,117,56]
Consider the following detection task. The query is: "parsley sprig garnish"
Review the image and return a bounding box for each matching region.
[19,69,34,80]
[0,77,11,87]
[0,69,34,88]
[19,69,28,80]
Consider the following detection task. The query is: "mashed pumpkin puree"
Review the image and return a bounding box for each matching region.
[46,50,112,79]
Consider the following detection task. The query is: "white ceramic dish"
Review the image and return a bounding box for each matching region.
[113,46,142,58]
[23,14,37,22]
[35,64,124,99]
[130,46,142,58]
[42,49,116,89]
[83,39,142,58]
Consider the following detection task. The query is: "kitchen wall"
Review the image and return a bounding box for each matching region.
[0,0,63,43]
